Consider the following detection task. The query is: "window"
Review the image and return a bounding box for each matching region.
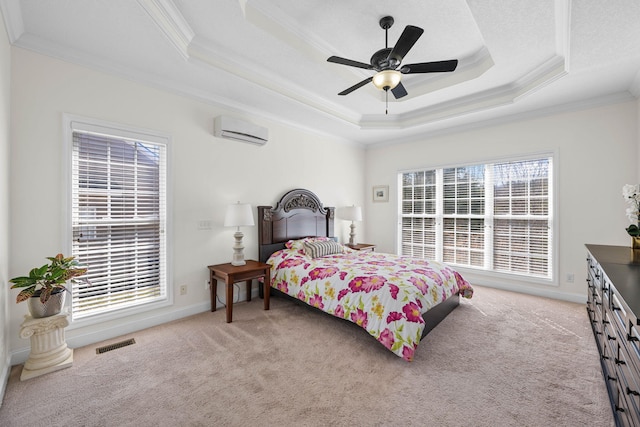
[399,156,553,280]
[68,118,168,321]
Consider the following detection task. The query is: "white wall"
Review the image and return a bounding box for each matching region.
[7,48,365,362]
[0,8,11,404]
[365,101,639,301]
[5,42,639,369]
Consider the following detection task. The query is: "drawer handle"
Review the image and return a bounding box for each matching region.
[595,301,602,306]
[615,358,626,365]
[612,304,621,311]
[627,334,639,342]
[616,405,626,413]
[608,375,617,382]
[607,334,616,341]
[627,387,640,396]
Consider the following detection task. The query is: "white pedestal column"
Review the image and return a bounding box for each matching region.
[19,311,73,381]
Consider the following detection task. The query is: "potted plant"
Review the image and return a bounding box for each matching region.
[9,253,88,318]
[623,184,640,248]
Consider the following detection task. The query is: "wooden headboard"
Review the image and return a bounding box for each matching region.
[258,189,334,262]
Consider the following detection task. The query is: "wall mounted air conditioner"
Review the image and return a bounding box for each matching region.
[214,116,268,146]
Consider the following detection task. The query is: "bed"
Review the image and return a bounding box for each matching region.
[258,188,473,361]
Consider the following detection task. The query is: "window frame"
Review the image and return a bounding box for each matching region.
[397,152,557,286]
[63,114,173,327]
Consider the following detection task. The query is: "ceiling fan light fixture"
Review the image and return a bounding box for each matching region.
[372,70,401,91]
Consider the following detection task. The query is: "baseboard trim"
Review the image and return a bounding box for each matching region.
[10,301,211,366]
[0,352,10,407]
[474,282,585,304]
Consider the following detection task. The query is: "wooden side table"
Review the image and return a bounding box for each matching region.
[346,243,376,252]
[207,260,271,323]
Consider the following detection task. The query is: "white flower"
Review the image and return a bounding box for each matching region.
[623,184,640,225]
[623,184,640,200]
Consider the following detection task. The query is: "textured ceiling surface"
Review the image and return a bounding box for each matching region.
[2,0,640,145]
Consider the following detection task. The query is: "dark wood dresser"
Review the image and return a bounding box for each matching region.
[586,244,640,426]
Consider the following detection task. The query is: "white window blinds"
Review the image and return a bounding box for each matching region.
[71,126,168,320]
[399,157,552,280]
[491,159,551,277]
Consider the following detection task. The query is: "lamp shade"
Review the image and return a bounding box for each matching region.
[224,202,255,227]
[372,70,402,90]
[343,206,362,222]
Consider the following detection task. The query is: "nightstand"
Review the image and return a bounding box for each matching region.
[345,243,376,252]
[207,260,271,323]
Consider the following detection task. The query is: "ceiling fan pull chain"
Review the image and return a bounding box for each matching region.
[385,89,389,115]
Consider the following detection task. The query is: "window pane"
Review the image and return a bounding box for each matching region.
[71,128,167,320]
[399,157,551,279]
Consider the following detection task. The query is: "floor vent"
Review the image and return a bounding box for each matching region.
[96,338,136,354]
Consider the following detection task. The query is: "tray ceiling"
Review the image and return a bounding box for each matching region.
[1,0,639,145]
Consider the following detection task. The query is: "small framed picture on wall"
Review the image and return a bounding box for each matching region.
[372,185,389,203]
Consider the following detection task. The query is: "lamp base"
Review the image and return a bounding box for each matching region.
[349,222,357,246]
[231,230,246,266]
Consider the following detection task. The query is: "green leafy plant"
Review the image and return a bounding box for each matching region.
[9,254,88,304]
[627,224,640,237]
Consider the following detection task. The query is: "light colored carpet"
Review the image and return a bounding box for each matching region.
[0,285,613,426]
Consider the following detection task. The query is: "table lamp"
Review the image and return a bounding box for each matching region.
[224,202,255,266]
[343,205,362,246]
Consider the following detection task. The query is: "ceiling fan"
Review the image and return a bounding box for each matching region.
[327,16,458,113]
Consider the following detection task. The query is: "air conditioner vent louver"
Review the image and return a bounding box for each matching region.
[214,116,268,146]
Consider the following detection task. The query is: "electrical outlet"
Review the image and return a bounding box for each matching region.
[566,273,574,283]
[180,284,188,295]
[205,280,209,290]
[197,220,212,230]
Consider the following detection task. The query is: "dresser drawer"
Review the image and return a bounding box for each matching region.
[616,345,640,426]
[611,287,634,338]
[587,254,602,287]
[623,320,640,376]
[613,380,636,427]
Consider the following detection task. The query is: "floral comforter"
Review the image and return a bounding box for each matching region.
[267,243,473,361]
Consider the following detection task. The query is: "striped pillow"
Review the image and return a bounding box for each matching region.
[285,237,331,250]
[303,240,344,258]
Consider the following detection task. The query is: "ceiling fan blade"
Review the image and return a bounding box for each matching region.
[400,59,458,74]
[391,82,408,99]
[338,77,373,96]
[388,25,424,63]
[327,56,373,70]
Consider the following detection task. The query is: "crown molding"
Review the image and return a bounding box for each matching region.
[390,47,494,102]
[555,0,572,70]
[360,54,567,129]
[0,0,24,43]
[187,40,361,127]
[8,0,613,149]
[365,90,636,149]
[136,0,194,61]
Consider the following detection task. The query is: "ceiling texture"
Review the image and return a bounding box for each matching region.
[1,0,640,146]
